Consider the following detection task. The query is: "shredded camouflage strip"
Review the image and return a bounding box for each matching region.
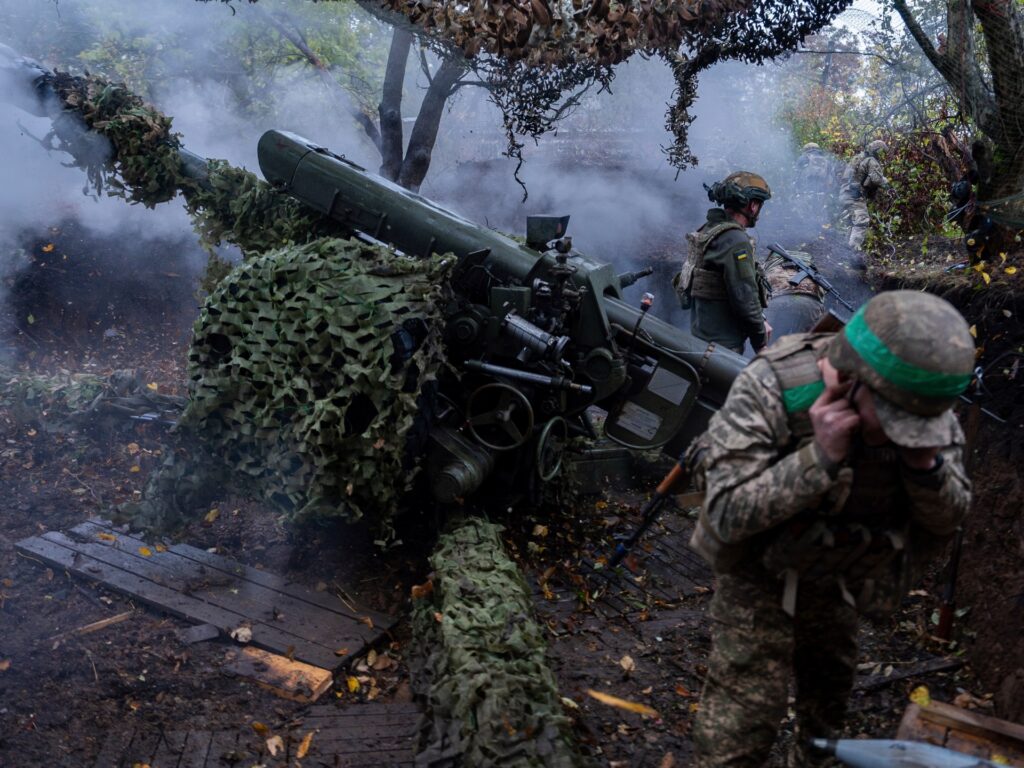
[43,71,348,257]
[411,518,585,767]
[176,237,450,540]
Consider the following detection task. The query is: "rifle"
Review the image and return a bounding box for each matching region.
[936,401,980,640]
[607,460,694,568]
[766,242,855,313]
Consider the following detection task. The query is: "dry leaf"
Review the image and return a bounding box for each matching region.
[674,683,692,697]
[532,524,548,538]
[411,580,434,600]
[359,616,374,629]
[334,647,350,657]
[0,658,11,672]
[146,382,159,391]
[204,508,220,524]
[96,532,117,542]
[138,546,152,557]
[346,676,360,693]
[154,544,167,553]
[968,325,978,338]
[367,649,378,667]
[230,625,252,643]
[266,735,284,757]
[297,731,314,759]
[561,696,579,710]
[909,685,931,707]
[619,655,636,673]
[1006,266,1018,275]
[586,689,658,717]
[42,243,55,253]
[127,442,140,455]
[345,482,354,496]
[251,722,270,737]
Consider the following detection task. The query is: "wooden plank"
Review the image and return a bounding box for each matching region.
[39,530,349,667]
[303,702,421,723]
[149,730,187,768]
[69,522,378,650]
[73,521,389,629]
[123,731,162,766]
[175,731,213,768]
[205,730,241,767]
[92,727,135,768]
[224,646,333,703]
[16,535,341,670]
[175,623,220,646]
[898,702,1024,766]
[896,702,948,746]
[919,700,1024,748]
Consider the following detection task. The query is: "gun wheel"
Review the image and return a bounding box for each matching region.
[535,416,568,481]
[466,383,534,451]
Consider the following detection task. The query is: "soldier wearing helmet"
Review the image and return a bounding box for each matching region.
[840,140,891,252]
[689,290,973,767]
[796,142,831,192]
[674,171,773,354]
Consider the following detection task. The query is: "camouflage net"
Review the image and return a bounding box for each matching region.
[43,72,347,257]
[0,366,184,431]
[174,237,451,540]
[411,517,583,767]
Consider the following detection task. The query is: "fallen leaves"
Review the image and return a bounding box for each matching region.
[346,676,360,693]
[909,685,931,707]
[266,735,284,756]
[410,579,434,600]
[230,625,252,643]
[0,658,11,673]
[586,689,658,718]
[251,721,269,737]
[204,508,220,524]
[618,655,636,674]
[138,546,152,557]
[296,730,314,758]
[96,532,117,542]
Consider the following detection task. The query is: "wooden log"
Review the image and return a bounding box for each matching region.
[224,646,333,703]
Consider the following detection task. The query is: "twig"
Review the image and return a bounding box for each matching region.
[84,649,99,682]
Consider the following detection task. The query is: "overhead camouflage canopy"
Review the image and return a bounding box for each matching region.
[339,0,855,167]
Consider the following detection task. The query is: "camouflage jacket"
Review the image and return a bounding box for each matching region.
[693,334,971,608]
[848,154,888,197]
[689,208,767,353]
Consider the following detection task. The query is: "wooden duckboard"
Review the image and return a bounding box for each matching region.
[92,702,421,768]
[16,519,393,670]
[897,699,1024,766]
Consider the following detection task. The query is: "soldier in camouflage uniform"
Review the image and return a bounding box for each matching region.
[840,140,890,252]
[688,290,974,767]
[796,143,831,193]
[675,171,773,354]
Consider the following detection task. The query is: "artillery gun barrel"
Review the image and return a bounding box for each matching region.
[256,130,744,407]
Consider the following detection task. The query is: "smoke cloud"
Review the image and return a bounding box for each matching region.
[0,0,837,332]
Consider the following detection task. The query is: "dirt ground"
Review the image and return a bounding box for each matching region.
[0,220,1018,767]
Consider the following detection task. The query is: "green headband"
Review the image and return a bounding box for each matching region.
[844,307,972,398]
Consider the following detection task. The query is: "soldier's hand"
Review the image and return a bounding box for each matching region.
[808,379,861,464]
[764,319,773,344]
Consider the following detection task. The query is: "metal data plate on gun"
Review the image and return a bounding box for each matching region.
[604,335,700,450]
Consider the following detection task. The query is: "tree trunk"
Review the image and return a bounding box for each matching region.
[379,28,412,182]
[397,58,463,192]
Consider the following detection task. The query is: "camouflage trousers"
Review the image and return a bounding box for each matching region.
[692,573,859,767]
[844,198,871,251]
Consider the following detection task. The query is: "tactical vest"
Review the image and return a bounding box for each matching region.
[688,334,913,616]
[674,220,744,309]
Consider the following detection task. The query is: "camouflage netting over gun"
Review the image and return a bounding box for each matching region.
[411,518,583,767]
[168,237,450,540]
[42,72,346,256]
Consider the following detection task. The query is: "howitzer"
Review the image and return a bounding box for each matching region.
[252,130,746,502]
[812,738,1008,767]
[1,39,750,510]
[767,242,855,313]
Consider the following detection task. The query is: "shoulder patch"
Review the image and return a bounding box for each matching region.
[733,249,748,260]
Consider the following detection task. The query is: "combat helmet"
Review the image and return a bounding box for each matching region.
[705,171,772,208]
[866,140,889,157]
[802,142,821,152]
[827,291,975,447]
